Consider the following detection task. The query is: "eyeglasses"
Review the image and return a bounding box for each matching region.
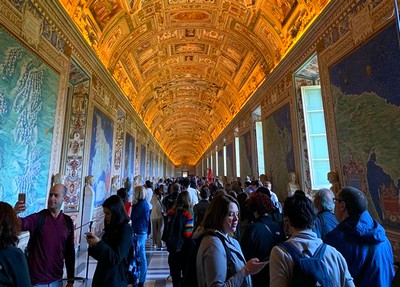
[333,198,344,203]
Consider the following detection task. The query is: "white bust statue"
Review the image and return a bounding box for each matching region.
[287,171,300,197]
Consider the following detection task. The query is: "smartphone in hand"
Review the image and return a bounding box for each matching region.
[85,232,93,239]
[18,193,26,204]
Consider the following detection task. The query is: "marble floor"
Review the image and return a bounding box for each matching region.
[71,239,172,287]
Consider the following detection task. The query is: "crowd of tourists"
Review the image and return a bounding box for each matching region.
[0,175,397,287]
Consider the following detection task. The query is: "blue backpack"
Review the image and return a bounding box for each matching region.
[279,242,333,287]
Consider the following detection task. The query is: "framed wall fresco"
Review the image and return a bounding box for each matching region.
[149,151,154,179]
[88,106,114,207]
[0,28,59,214]
[239,131,253,180]
[264,103,295,201]
[124,132,135,184]
[140,143,146,179]
[329,23,400,229]
[217,149,224,177]
[226,142,234,180]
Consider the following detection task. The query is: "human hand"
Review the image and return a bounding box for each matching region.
[85,232,100,247]
[14,201,26,214]
[243,258,268,276]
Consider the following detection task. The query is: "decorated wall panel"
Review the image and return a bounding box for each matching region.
[239,131,253,181]
[226,142,234,181]
[64,78,90,212]
[264,103,295,201]
[124,132,135,183]
[217,148,224,177]
[329,23,400,228]
[140,143,146,179]
[113,109,125,186]
[88,106,114,207]
[0,28,59,214]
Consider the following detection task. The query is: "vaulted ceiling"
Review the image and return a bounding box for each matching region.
[59,0,330,166]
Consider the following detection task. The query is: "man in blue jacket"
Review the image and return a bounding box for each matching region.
[325,186,394,286]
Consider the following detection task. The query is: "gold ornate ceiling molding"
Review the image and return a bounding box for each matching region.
[59,0,330,165]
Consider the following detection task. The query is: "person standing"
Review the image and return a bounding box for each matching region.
[312,188,338,240]
[0,201,31,286]
[14,184,75,287]
[131,185,150,287]
[325,186,395,286]
[193,186,210,230]
[117,187,132,216]
[150,187,165,249]
[196,193,267,287]
[165,191,194,287]
[269,191,354,287]
[86,195,132,287]
[241,192,286,287]
[144,180,153,237]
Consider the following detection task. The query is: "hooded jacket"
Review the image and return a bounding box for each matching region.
[324,210,394,287]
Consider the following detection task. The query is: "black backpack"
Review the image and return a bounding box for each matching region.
[163,209,186,252]
[183,231,235,287]
[279,242,333,287]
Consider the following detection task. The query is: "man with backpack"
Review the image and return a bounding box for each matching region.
[14,183,75,287]
[269,190,354,287]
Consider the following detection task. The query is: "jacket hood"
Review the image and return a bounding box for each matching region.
[340,210,386,244]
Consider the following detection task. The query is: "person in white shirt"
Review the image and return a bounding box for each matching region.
[182,177,198,208]
[144,180,153,236]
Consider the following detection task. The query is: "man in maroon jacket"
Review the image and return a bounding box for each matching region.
[15,183,75,287]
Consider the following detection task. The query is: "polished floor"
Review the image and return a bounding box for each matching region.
[71,239,172,287]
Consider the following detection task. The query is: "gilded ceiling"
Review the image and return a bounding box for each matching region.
[59,0,330,166]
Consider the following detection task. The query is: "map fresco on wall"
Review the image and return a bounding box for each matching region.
[124,132,135,184]
[89,107,114,207]
[140,144,146,179]
[0,28,59,214]
[329,23,400,228]
[265,103,295,201]
[226,142,234,180]
[239,131,253,180]
[149,151,154,179]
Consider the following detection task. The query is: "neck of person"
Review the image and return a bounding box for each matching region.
[48,208,61,217]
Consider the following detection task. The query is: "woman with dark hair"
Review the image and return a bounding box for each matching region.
[240,192,286,287]
[117,187,132,216]
[0,201,31,286]
[196,193,266,287]
[165,190,193,287]
[85,195,132,287]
